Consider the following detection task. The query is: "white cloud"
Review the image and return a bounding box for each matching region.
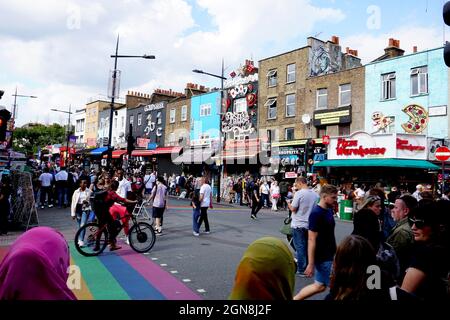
[341,25,444,64]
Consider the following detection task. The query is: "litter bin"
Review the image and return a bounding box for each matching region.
[339,199,353,221]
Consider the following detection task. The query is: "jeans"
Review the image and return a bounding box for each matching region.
[251,199,263,217]
[76,210,88,243]
[261,194,269,207]
[199,207,210,232]
[235,192,242,205]
[57,187,68,208]
[40,186,53,206]
[193,208,201,233]
[292,227,308,273]
[314,260,333,287]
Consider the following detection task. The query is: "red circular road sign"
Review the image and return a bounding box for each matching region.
[435,146,450,161]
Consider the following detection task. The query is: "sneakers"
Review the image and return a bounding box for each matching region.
[251,214,257,220]
[193,231,200,236]
[48,204,54,208]
[109,244,122,251]
[40,206,44,209]
[77,240,85,247]
[125,238,130,245]
[204,231,210,234]
[296,272,308,278]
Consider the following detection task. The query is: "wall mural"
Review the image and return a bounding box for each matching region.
[401,104,429,134]
[309,39,342,77]
[372,111,395,134]
[222,60,258,140]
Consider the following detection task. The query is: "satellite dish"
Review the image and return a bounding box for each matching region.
[302,114,311,124]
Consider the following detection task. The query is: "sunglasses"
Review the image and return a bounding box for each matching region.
[409,218,426,229]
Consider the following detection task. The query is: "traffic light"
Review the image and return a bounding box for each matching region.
[444,1,450,67]
[0,109,11,141]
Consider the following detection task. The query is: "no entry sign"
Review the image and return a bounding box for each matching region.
[435,146,450,161]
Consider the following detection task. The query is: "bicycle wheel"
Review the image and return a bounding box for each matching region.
[74,222,108,257]
[128,222,156,253]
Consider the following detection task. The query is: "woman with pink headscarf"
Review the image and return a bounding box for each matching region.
[0,227,76,300]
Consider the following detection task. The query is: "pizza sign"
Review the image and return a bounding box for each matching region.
[401,104,428,133]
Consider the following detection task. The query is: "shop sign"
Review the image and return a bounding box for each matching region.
[222,112,255,138]
[313,106,351,127]
[272,139,308,147]
[137,138,150,148]
[328,132,427,160]
[278,147,304,155]
[143,102,164,112]
[285,172,298,179]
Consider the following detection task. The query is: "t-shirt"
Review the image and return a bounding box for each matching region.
[308,204,337,263]
[152,183,167,208]
[407,243,449,300]
[39,173,53,187]
[200,184,212,208]
[117,178,132,198]
[260,183,270,195]
[291,188,319,229]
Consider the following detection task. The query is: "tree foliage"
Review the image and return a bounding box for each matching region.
[13,124,68,155]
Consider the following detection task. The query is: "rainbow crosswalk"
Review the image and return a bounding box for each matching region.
[0,243,201,300]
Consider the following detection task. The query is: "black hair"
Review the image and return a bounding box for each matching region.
[110,180,119,191]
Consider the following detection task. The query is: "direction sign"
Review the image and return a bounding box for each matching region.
[435,146,450,161]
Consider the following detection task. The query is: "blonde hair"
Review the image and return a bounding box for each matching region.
[320,184,338,197]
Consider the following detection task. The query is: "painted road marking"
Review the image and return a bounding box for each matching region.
[170,270,179,274]
[160,263,168,267]
[182,279,191,282]
[197,289,206,293]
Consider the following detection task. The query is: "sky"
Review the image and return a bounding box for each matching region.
[0,0,447,127]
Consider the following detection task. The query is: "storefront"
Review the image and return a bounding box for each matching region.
[271,139,307,180]
[314,131,440,191]
[131,146,181,174]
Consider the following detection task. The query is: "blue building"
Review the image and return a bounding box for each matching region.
[365,42,448,140]
[190,91,221,146]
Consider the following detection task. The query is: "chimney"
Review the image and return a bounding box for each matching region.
[413,46,418,53]
[384,38,404,58]
[331,36,340,45]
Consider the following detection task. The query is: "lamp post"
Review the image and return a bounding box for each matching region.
[51,106,72,167]
[193,60,227,203]
[107,34,155,169]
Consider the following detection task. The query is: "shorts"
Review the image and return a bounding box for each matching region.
[314,260,333,287]
[145,188,152,194]
[152,207,165,219]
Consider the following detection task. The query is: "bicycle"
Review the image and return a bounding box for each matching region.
[131,198,152,221]
[74,209,156,257]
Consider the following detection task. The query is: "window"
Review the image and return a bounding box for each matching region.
[170,109,176,123]
[317,127,327,138]
[200,103,211,117]
[267,69,277,87]
[114,118,117,129]
[316,88,328,109]
[339,84,351,106]
[137,113,142,126]
[157,112,162,124]
[200,134,210,140]
[121,116,124,129]
[181,105,187,121]
[411,66,428,96]
[169,133,176,145]
[129,115,134,125]
[285,127,295,140]
[339,124,351,136]
[234,98,247,113]
[382,72,396,100]
[287,63,296,83]
[285,94,296,117]
[265,98,277,120]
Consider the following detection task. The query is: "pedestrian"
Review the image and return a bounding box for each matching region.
[294,184,338,300]
[71,178,92,247]
[55,166,69,208]
[229,237,295,300]
[288,177,319,276]
[279,180,289,210]
[0,175,12,235]
[386,195,417,282]
[198,177,213,233]
[0,227,77,300]
[412,184,423,202]
[191,192,201,236]
[250,179,262,220]
[150,176,168,235]
[39,167,54,209]
[259,179,270,208]
[401,200,450,300]
[270,180,280,211]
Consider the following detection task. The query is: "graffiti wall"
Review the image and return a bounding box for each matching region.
[309,38,342,77]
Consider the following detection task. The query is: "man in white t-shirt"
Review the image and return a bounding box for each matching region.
[288,176,319,275]
[39,167,54,209]
[55,167,69,208]
[116,169,131,199]
[199,177,213,234]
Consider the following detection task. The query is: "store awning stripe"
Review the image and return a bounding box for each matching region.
[313,159,440,170]
[89,147,109,156]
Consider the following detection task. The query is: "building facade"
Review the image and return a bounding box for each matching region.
[190,91,221,148]
[74,108,86,146]
[84,100,121,148]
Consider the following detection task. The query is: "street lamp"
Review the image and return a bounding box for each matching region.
[192,60,227,203]
[107,34,155,169]
[51,106,72,167]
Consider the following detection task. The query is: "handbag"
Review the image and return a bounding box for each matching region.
[279,216,292,236]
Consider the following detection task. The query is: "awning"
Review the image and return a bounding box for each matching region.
[173,148,215,164]
[89,147,109,156]
[74,149,90,155]
[131,149,154,157]
[102,150,127,159]
[152,146,182,155]
[313,159,440,170]
[213,150,258,160]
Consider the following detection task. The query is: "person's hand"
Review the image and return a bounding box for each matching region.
[209,204,213,209]
[304,263,314,278]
